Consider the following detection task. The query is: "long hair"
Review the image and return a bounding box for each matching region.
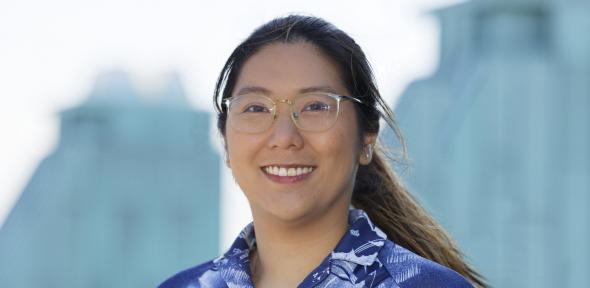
[213,14,485,287]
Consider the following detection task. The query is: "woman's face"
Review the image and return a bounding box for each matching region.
[225,42,373,223]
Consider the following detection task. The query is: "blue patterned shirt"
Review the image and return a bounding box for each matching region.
[159,209,473,287]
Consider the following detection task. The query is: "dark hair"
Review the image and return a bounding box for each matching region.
[213,14,485,287]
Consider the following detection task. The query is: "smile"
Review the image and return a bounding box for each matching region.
[263,165,315,176]
[261,165,316,183]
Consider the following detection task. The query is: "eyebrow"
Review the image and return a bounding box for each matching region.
[235,85,340,96]
[299,86,340,94]
[236,86,271,96]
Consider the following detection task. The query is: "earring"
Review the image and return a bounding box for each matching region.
[365,144,373,161]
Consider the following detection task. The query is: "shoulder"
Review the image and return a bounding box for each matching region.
[378,240,474,288]
[158,260,216,288]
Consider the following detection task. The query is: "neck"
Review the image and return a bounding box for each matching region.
[249,206,349,287]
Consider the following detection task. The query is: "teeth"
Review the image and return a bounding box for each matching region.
[263,165,315,177]
[279,167,287,176]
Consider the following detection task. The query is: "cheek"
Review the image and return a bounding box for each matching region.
[332,118,362,158]
[226,132,253,166]
[225,131,268,179]
[314,128,360,169]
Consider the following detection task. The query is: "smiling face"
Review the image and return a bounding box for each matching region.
[225,41,373,224]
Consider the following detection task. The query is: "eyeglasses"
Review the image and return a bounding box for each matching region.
[223,92,362,133]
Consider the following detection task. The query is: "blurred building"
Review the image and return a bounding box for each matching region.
[393,0,589,287]
[0,71,220,287]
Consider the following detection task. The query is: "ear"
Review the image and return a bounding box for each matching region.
[359,133,377,165]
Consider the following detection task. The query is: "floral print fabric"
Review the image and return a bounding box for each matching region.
[159,209,473,288]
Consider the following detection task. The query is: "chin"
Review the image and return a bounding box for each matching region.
[248,187,350,225]
[272,204,312,222]
[259,199,318,223]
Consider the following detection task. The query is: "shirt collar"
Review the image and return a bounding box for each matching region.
[212,223,256,287]
[330,208,388,266]
[214,208,388,284]
[220,221,256,265]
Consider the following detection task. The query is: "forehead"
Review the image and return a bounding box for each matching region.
[234,42,349,96]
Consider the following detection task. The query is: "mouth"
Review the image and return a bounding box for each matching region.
[260,164,316,183]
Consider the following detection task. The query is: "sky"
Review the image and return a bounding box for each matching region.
[0,0,463,251]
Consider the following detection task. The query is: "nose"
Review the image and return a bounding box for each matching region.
[266,105,304,150]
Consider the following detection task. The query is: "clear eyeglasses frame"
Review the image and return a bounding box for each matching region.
[222,92,363,133]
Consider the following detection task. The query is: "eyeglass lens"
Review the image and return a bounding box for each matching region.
[227,93,340,133]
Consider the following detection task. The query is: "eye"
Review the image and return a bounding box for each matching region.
[243,104,270,113]
[302,101,331,112]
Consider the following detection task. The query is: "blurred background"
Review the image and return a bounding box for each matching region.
[0,0,588,287]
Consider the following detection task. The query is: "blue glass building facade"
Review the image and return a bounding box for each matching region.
[394,0,590,287]
[0,71,220,287]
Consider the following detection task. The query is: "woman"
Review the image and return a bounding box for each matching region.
[160,15,485,287]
